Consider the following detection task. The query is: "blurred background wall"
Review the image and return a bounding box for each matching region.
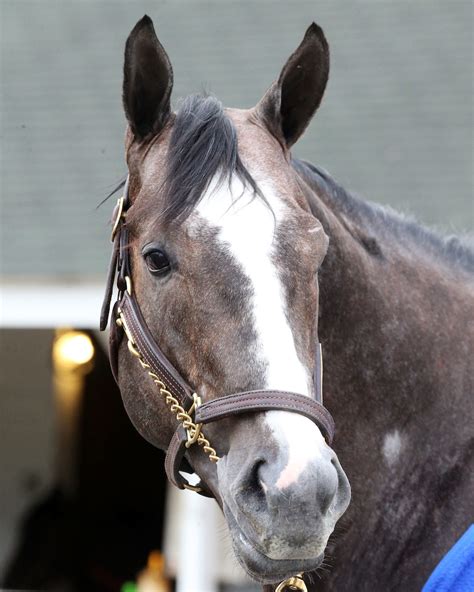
[1,0,472,282]
[0,1,472,590]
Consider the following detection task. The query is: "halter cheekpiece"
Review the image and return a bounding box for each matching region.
[100,176,335,497]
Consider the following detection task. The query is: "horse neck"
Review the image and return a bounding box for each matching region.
[295,162,474,589]
[300,168,473,456]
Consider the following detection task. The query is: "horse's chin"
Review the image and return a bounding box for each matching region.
[224,504,324,585]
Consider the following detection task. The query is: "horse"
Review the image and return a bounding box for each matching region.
[100,15,474,591]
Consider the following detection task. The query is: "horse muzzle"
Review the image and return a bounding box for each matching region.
[216,415,351,583]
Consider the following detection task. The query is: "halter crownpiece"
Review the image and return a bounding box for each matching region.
[100,175,335,495]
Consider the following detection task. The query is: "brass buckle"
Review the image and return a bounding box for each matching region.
[275,574,307,592]
[182,482,203,493]
[127,339,141,358]
[185,393,203,447]
[118,309,142,360]
[111,196,124,242]
[117,309,136,352]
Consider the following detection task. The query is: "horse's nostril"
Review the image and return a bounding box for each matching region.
[232,459,269,526]
[247,459,268,505]
[319,475,338,514]
[254,460,266,489]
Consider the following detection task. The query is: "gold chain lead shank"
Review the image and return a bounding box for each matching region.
[116,306,219,463]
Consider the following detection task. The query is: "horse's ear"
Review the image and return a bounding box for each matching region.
[123,15,173,139]
[256,23,329,149]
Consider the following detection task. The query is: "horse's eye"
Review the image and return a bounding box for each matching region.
[144,249,171,275]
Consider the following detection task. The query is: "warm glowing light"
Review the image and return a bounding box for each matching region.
[147,551,165,572]
[53,331,94,368]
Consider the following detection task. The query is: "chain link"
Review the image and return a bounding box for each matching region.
[117,309,219,463]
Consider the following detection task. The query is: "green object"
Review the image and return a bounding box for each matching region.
[121,582,137,592]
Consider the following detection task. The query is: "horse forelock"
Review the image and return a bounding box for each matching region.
[125,94,269,232]
[160,94,264,224]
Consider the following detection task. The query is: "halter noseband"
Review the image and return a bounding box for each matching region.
[100,176,335,497]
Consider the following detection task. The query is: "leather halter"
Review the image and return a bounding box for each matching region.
[100,176,335,497]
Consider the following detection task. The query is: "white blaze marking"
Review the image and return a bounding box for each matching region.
[195,173,327,490]
[271,411,327,489]
[382,430,404,466]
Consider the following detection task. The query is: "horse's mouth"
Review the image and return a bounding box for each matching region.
[224,503,324,584]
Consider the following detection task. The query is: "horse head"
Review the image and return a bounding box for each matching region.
[105,15,351,585]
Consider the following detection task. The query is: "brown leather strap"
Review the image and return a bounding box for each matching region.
[109,301,122,383]
[195,390,335,444]
[165,426,190,489]
[165,427,214,497]
[164,388,334,497]
[100,180,129,332]
[119,291,194,409]
[100,233,119,331]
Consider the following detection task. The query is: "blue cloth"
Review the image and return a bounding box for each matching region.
[423,525,474,592]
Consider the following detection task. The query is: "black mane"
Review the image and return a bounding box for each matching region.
[161,94,259,223]
[295,159,474,275]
